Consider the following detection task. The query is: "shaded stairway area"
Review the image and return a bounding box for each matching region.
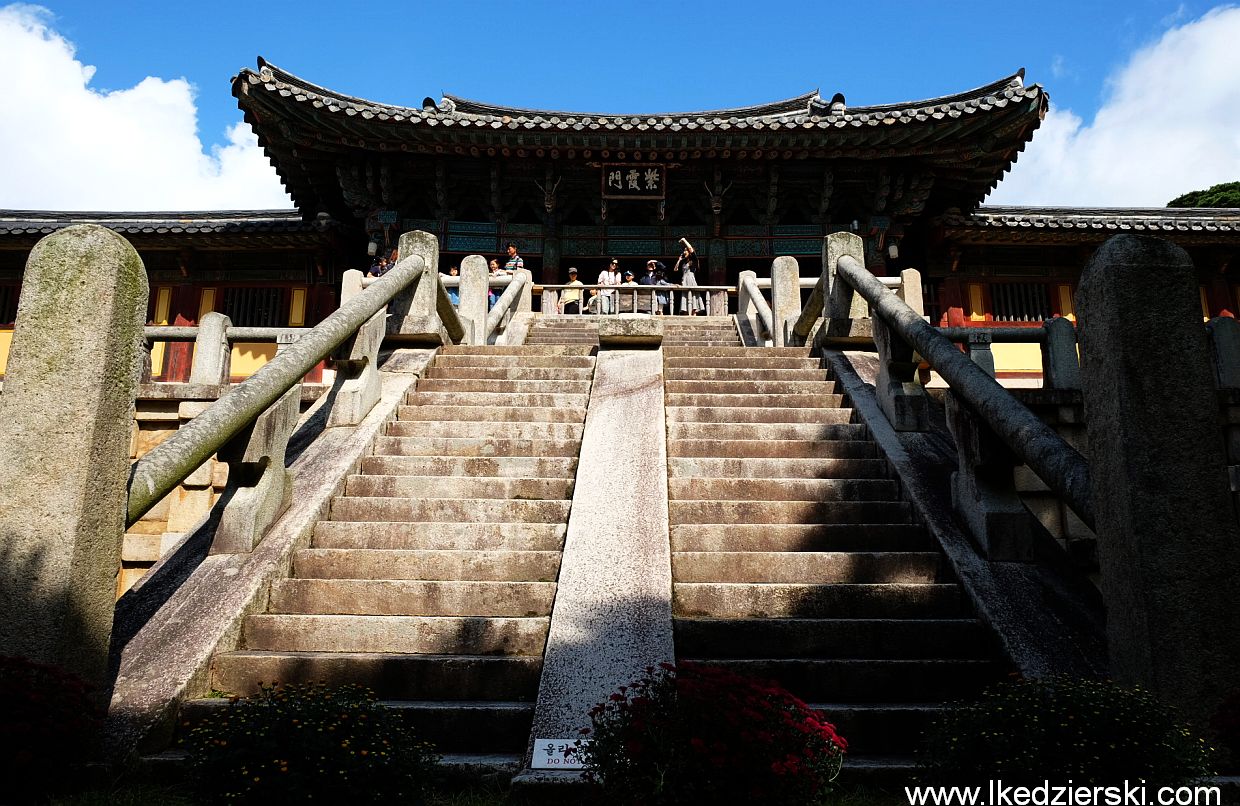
[663,345,1007,772]
[187,344,597,770]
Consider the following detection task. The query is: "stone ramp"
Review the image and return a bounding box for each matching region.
[201,344,597,769]
[662,345,1009,768]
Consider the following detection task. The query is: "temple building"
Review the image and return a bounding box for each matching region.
[2,59,1238,378]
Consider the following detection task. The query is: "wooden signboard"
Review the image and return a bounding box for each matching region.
[601,164,666,200]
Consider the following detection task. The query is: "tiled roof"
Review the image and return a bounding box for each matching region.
[939,206,1240,243]
[0,209,320,237]
[233,60,1048,219]
[236,59,1042,135]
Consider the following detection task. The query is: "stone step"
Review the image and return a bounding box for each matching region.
[676,618,988,659]
[671,552,944,584]
[415,378,594,395]
[664,368,827,382]
[673,582,965,619]
[424,365,596,380]
[293,549,563,581]
[665,406,853,424]
[663,347,812,357]
[662,340,741,346]
[312,521,567,552]
[344,475,574,500]
[523,336,599,343]
[670,500,912,525]
[668,457,887,478]
[677,658,1000,702]
[211,651,542,699]
[270,579,557,617]
[430,355,596,369]
[178,698,534,755]
[668,438,877,460]
[664,380,836,395]
[671,523,932,553]
[668,477,898,502]
[243,614,550,655]
[664,357,823,369]
[360,455,579,478]
[442,345,596,356]
[667,422,865,442]
[810,703,944,757]
[665,392,843,409]
[372,436,584,458]
[331,496,572,524]
[403,392,589,409]
[387,420,585,440]
[396,405,585,424]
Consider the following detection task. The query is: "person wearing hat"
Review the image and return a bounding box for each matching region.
[618,268,639,313]
[559,267,583,314]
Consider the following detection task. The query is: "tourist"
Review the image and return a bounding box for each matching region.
[638,260,658,314]
[445,265,460,305]
[618,269,639,313]
[488,258,503,308]
[675,242,704,315]
[653,261,672,315]
[503,242,524,274]
[597,258,622,315]
[367,255,388,278]
[559,267,583,314]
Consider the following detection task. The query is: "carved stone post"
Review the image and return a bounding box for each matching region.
[516,269,533,315]
[1077,235,1240,725]
[210,384,301,554]
[458,255,489,345]
[0,225,148,687]
[189,312,232,386]
[963,330,996,376]
[945,383,1034,562]
[770,256,801,348]
[388,230,445,342]
[1041,317,1081,390]
[898,268,924,316]
[825,232,869,320]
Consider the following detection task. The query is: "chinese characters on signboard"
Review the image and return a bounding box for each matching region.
[601,164,666,200]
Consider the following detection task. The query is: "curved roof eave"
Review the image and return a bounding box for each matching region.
[234,59,1043,127]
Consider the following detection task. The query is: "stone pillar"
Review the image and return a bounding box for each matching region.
[899,268,924,317]
[0,225,148,686]
[189,312,232,386]
[872,316,929,431]
[327,307,384,428]
[770,256,801,347]
[1041,317,1081,391]
[825,232,869,320]
[1077,234,1240,725]
[388,230,443,341]
[458,255,489,345]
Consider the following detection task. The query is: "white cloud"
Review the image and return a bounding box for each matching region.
[0,4,290,210]
[991,6,1240,207]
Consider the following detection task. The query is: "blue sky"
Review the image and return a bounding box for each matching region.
[1,1,1238,209]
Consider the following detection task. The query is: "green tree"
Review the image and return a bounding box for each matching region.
[1166,181,1240,208]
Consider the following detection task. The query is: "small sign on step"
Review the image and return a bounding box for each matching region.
[531,738,586,770]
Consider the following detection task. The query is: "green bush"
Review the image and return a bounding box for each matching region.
[0,654,103,803]
[183,682,438,803]
[575,662,846,805]
[920,676,1213,785]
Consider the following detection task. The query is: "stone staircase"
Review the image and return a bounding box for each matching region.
[663,345,1006,771]
[660,318,741,347]
[524,317,599,347]
[194,344,596,770]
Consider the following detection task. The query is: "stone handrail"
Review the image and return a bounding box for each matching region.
[483,269,532,343]
[737,271,774,339]
[540,282,730,316]
[831,239,1094,530]
[126,252,430,526]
